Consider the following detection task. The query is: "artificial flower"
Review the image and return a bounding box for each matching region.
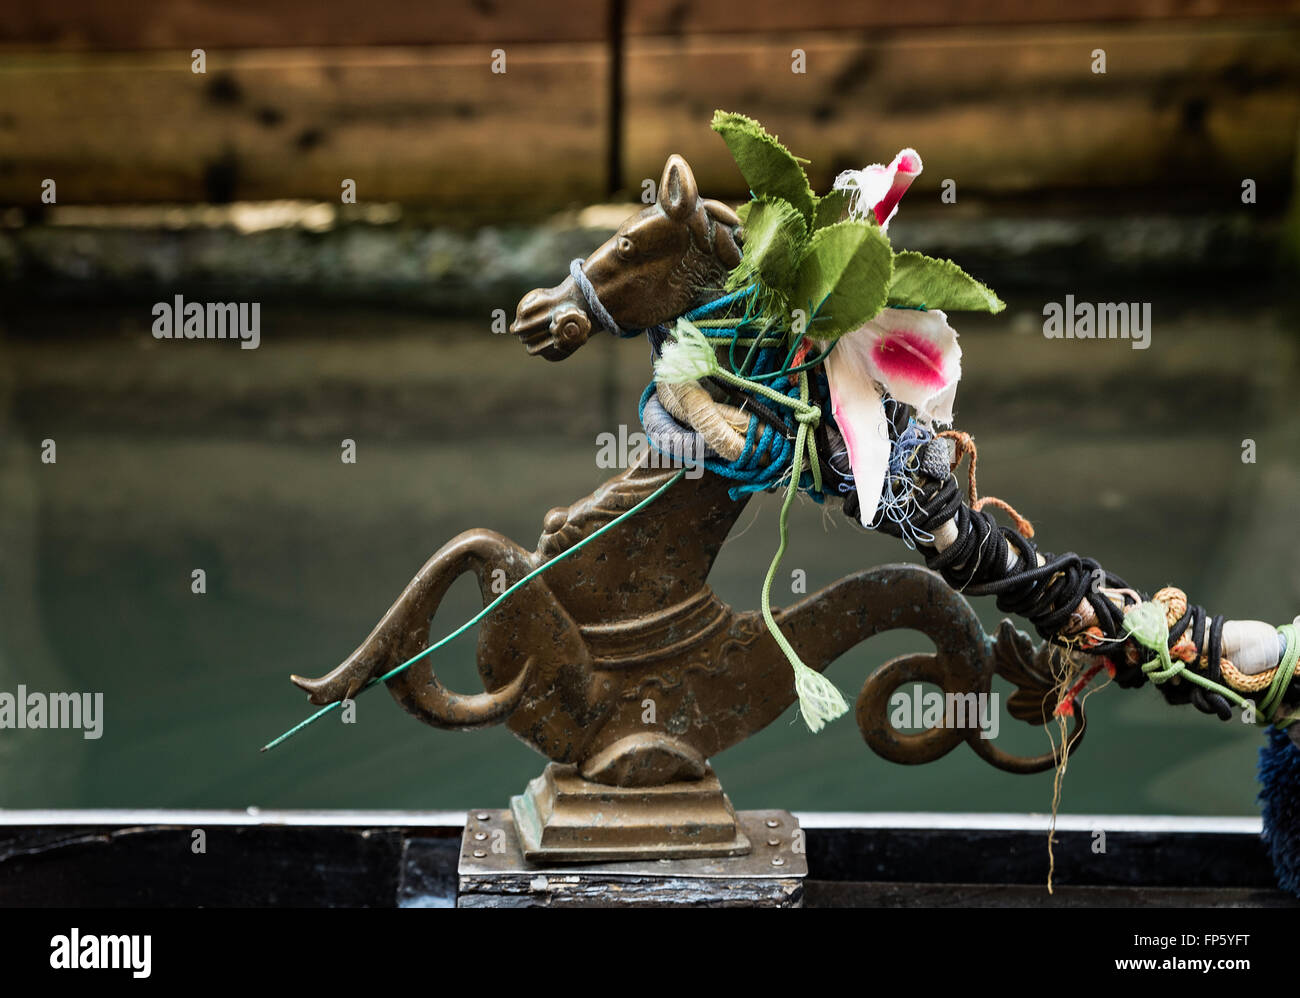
[833,149,922,230]
[823,307,962,526]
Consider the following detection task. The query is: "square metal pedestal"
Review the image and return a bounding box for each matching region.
[457,809,806,907]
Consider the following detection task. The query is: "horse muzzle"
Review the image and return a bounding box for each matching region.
[510,278,594,361]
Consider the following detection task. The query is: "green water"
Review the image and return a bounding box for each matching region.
[1,291,1297,817]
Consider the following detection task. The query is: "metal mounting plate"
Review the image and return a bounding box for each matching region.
[457,809,806,907]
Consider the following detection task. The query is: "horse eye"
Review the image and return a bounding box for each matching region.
[617,236,635,258]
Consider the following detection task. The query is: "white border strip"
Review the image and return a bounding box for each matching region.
[0,809,1262,834]
[0,809,470,827]
[792,811,1262,834]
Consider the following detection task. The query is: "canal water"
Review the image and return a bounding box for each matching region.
[1,288,1297,820]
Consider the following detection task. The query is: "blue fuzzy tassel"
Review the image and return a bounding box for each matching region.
[1258,725,1300,896]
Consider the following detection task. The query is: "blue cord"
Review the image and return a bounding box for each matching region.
[637,284,831,503]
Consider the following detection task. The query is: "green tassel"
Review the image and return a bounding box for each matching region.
[653,323,844,732]
[1124,600,1257,715]
[1123,601,1178,680]
[757,370,847,733]
[654,320,718,384]
[792,659,849,734]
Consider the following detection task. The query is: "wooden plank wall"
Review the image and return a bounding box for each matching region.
[1,1,1297,212]
[623,21,1300,206]
[0,1,610,215]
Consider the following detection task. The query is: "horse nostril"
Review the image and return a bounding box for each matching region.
[552,308,591,352]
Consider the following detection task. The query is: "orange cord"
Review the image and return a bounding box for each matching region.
[936,429,1035,539]
[787,338,812,387]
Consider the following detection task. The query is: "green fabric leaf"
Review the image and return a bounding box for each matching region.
[726,196,806,298]
[812,189,851,231]
[791,221,893,340]
[712,110,816,225]
[887,250,1005,313]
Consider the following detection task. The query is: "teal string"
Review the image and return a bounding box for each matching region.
[745,339,837,382]
[261,469,687,753]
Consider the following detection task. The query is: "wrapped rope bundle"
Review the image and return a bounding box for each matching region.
[651,112,1300,893]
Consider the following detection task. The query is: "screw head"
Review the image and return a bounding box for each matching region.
[476,812,490,821]
[472,849,487,859]
[765,818,780,828]
[771,856,785,867]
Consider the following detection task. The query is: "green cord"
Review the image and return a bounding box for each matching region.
[699,331,785,348]
[262,469,687,753]
[737,324,766,376]
[680,347,823,493]
[756,369,844,732]
[745,339,838,383]
[1125,603,1297,724]
[799,369,823,495]
[704,364,819,419]
[1262,623,1299,725]
[658,318,842,730]
[778,334,806,375]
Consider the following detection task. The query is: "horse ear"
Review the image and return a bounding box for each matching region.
[658,154,698,221]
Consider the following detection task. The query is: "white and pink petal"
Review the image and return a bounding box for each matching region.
[833,149,922,230]
[821,333,892,527]
[858,307,961,427]
[821,307,962,527]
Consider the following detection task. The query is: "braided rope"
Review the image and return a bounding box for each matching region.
[879,426,1300,726]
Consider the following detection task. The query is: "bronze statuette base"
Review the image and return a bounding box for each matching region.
[509,763,753,862]
[460,805,805,907]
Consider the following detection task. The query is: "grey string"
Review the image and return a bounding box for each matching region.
[642,390,723,468]
[570,258,629,338]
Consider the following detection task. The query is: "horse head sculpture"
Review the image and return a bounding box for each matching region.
[510,154,742,359]
[290,153,1078,815]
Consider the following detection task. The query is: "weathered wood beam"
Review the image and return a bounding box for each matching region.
[623,22,1300,203]
[0,0,611,50]
[624,0,1300,34]
[2,0,1294,52]
[2,22,1296,210]
[0,45,608,208]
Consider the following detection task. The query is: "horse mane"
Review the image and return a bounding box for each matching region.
[539,461,684,559]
